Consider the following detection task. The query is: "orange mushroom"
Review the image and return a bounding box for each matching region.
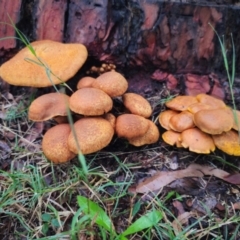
[165,95,198,111]
[0,40,88,87]
[162,130,182,147]
[28,92,70,121]
[179,128,215,154]
[69,88,113,116]
[76,76,95,89]
[122,93,152,118]
[158,110,179,130]
[212,130,240,156]
[169,110,195,132]
[92,71,128,97]
[42,124,76,163]
[193,108,234,135]
[68,117,114,154]
[128,120,160,146]
[115,114,150,139]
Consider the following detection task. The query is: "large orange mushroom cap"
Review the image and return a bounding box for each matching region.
[0,40,88,87]
[28,92,70,121]
[69,88,113,116]
[212,130,240,156]
[196,93,226,109]
[68,117,114,154]
[122,93,152,118]
[42,124,76,163]
[115,114,150,139]
[165,96,198,111]
[92,71,128,97]
[193,108,234,135]
[179,128,215,154]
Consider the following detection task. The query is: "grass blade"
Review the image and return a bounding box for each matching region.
[121,210,162,237]
[77,196,115,233]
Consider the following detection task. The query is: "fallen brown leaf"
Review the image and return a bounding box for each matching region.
[135,164,238,193]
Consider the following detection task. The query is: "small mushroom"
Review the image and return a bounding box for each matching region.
[128,120,160,146]
[115,114,150,139]
[28,92,70,121]
[76,76,95,89]
[165,96,198,111]
[169,110,195,132]
[42,124,76,163]
[179,128,215,154]
[92,71,128,97]
[69,88,113,116]
[68,117,114,154]
[162,130,182,147]
[0,40,88,87]
[212,130,240,156]
[193,108,234,135]
[158,110,179,130]
[122,93,152,118]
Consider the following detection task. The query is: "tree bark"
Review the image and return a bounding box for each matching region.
[1,0,240,99]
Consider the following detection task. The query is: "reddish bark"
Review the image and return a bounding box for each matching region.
[0,0,240,100]
[34,0,67,41]
[0,0,22,51]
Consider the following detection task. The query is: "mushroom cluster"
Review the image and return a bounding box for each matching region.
[158,94,240,156]
[0,39,159,164]
[28,71,159,163]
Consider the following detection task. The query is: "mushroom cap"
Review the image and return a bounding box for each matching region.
[169,110,195,132]
[115,114,150,139]
[187,102,213,114]
[128,120,160,146]
[76,76,95,89]
[212,130,240,156]
[28,92,70,121]
[193,108,234,135]
[158,110,179,130]
[196,93,226,109]
[0,40,88,87]
[162,130,182,147]
[165,96,198,111]
[68,117,114,154]
[122,93,152,118]
[179,128,215,154]
[42,124,76,163]
[92,71,128,97]
[69,88,113,116]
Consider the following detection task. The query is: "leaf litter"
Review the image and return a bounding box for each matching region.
[133,163,239,194]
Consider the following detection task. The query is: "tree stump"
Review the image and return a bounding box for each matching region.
[1,0,240,99]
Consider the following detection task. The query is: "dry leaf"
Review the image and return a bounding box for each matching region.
[135,164,237,193]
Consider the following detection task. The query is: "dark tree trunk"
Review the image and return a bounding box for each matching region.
[1,0,240,99]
